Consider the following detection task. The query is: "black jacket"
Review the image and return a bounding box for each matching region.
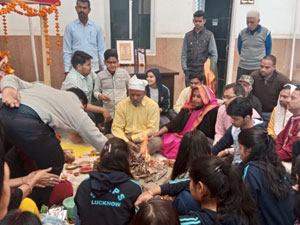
[166,107,219,139]
[75,171,142,225]
[243,161,295,225]
[145,68,170,115]
[160,179,239,225]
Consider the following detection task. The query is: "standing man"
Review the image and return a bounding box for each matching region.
[251,55,290,127]
[181,10,218,87]
[237,10,272,81]
[63,0,106,75]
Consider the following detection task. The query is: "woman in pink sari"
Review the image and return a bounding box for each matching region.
[151,85,219,159]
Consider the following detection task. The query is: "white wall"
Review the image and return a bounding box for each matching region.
[234,0,297,38]
[1,0,107,35]
[2,0,298,38]
[155,0,194,38]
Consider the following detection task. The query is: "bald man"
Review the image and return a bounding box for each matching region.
[236,10,272,81]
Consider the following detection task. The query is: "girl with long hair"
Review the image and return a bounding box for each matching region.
[171,130,211,180]
[135,156,257,225]
[75,137,142,225]
[238,127,295,225]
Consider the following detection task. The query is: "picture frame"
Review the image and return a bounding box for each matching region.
[240,0,254,4]
[116,40,135,65]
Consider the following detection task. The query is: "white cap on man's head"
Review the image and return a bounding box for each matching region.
[129,75,148,91]
[247,10,260,19]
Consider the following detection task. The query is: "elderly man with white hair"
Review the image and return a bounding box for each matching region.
[111,75,162,154]
[236,10,272,81]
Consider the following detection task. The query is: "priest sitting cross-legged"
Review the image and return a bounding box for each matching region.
[111,75,162,154]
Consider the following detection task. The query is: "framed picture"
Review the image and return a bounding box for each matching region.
[240,0,254,4]
[137,48,146,66]
[116,40,134,64]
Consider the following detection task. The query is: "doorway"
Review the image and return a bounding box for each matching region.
[203,0,233,97]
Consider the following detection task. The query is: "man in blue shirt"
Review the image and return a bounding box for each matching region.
[63,0,106,75]
[237,10,272,81]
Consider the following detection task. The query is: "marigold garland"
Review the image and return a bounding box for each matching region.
[0,0,61,65]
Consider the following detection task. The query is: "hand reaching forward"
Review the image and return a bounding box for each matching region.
[2,87,21,108]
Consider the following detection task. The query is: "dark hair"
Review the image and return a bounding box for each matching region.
[71,51,92,69]
[0,210,42,225]
[171,130,211,180]
[189,156,257,225]
[77,0,90,8]
[226,97,252,118]
[97,137,133,178]
[0,123,6,202]
[262,55,276,65]
[189,73,206,84]
[104,49,118,61]
[294,155,300,219]
[193,10,205,19]
[131,199,180,225]
[66,88,88,105]
[224,83,246,97]
[238,128,290,200]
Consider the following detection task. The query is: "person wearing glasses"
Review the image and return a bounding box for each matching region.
[213,83,261,145]
[93,49,131,134]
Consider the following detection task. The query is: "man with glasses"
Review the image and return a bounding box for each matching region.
[93,49,130,134]
[63,0,106,75]
[213,83,261,144]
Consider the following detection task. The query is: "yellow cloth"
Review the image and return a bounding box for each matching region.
[204,58,217,93]
[112,96,159,143]
[267,106,277,139]
[60,142,94,158]
[173,87,191,113]
[19,198,40,217]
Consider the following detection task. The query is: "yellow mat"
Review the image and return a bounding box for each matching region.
[60,142,94,158]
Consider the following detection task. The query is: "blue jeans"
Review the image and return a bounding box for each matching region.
[172,190,201,215]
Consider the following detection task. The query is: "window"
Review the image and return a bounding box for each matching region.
[195,0,205,11]
[110,0,155,54]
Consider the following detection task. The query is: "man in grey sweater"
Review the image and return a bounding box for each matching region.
[0,75,107,207]
[237,10,272,81]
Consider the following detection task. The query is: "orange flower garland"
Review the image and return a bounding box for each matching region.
[0,0,61,65]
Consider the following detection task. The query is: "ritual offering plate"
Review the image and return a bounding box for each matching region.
[78,160,92,168]
[65,163,78,170]
[79,167,92,174]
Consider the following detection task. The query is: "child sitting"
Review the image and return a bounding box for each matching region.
[145,68,171,127]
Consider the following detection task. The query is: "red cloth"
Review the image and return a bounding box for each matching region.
[276,115,300,161]
[49,180,73,207]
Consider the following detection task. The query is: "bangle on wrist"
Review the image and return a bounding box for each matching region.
[23,182,32,194]
[148,190,154,196]
[225,149,229,155]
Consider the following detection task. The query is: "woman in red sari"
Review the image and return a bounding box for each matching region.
[151,85,219,159]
